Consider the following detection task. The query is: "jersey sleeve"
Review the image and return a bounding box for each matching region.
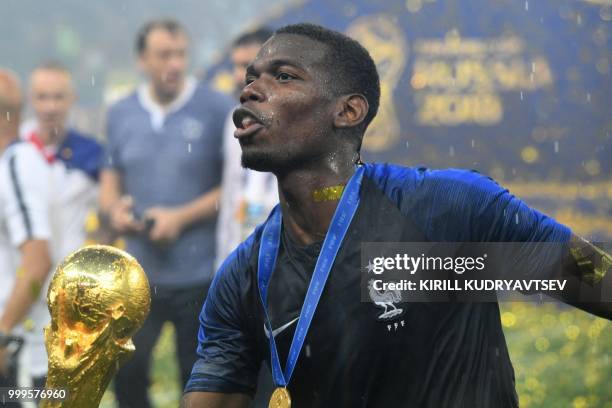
[3,145,51,247]
[185,234,261,395]
[419,169,572,280]
[428,169,570,242]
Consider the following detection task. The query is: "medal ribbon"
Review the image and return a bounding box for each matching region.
[257,165,365,388]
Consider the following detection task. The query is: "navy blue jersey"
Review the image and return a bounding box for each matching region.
[186,163,570,407]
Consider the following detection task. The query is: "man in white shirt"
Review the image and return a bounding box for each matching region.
[22,61,103,262]
[0,68,53,392]
[216,27,277,268]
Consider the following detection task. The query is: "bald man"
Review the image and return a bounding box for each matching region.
[24,62,103,259]
[0,68,53,393]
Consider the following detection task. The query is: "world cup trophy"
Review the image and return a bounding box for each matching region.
[41,245,151,408]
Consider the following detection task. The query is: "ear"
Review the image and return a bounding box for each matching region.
[333,94,369,129]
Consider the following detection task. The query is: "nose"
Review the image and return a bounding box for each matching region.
[239,81,264,104]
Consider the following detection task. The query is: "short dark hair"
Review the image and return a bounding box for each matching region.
[232,27,273,48]
[275,23,380,133]
[135,19,187,55]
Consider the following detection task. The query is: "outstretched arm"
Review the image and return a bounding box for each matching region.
[181,392,250,408]
[557,234,612,320]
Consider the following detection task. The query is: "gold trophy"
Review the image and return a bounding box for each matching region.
[41,245,151,408]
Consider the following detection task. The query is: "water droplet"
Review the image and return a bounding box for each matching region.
[515,214,519,224]
[520,91,524,100]
[154,286,157,295]
[91,75,95,87]
[586,93,591,102]
[471,139,475,148]
[449,146,455,157]
[405,141,410,149]
[5,111,10,121]
[531,62,536,73]
[554,141,559,153]
[187,143,192,153]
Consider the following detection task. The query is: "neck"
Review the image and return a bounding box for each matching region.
[38,126,66,146]
[276,152,358,246]
[149,79,185,107]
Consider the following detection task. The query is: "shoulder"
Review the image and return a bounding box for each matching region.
[3,141,45,165]
[107,91,140,118]
[210,222,263,295]
[0,142,49,187]
[364,162,501,201]
[65,130,102,150]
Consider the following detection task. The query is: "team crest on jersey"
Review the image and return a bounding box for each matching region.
[181,117,204,141]
[367,279,404,320]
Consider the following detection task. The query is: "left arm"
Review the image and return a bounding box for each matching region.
[0,240,52,333]
[145,187,221,243]
[422,170,612,320]
[555,234,612,319]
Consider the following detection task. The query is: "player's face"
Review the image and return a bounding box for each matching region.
[233,34,338,173]
[139,28,189,100]
[29,69,74,134]
[231,43,263,96]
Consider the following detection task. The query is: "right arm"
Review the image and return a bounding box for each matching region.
[99,168,144,233]
[183,237,262,406]
[181,392,250,408]
[99,105,144,234]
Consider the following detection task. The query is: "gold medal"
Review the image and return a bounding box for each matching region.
[269,387,291,408]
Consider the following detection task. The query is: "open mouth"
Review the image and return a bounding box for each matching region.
[233,107,266,138]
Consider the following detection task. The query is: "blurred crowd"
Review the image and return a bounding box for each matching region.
[0,18,275,408]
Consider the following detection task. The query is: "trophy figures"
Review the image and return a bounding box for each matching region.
[41,245,150,408]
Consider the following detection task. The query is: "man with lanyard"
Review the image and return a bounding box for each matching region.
[0,69,53,400]
[182,24,611,407]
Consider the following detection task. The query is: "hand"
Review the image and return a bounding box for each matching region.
[144,207,185,243]
[110,196,145,233]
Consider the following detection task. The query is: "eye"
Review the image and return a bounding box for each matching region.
[276,72,295,82]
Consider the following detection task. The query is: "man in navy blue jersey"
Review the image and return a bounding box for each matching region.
[182,24,611,408]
